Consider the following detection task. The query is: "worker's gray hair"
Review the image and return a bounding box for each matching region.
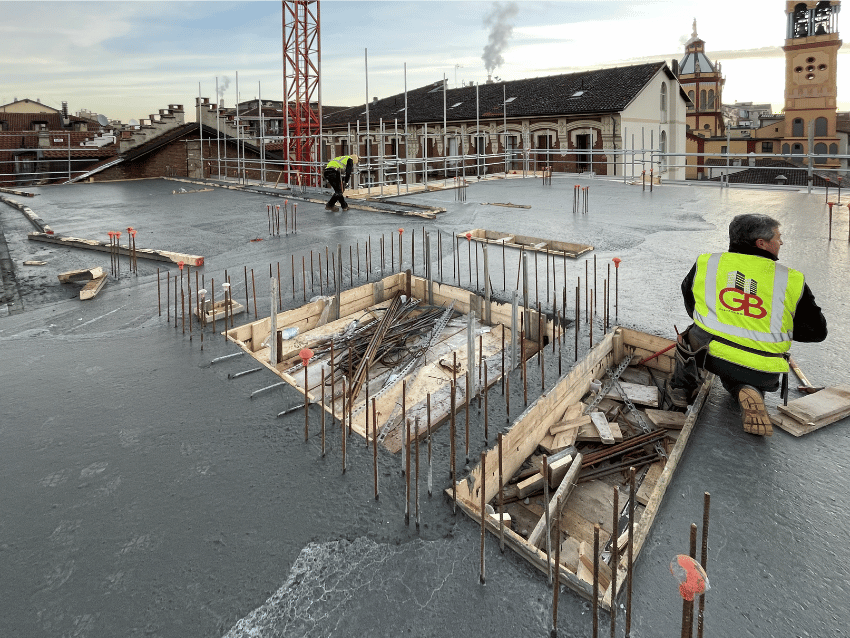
[729,214,780,247]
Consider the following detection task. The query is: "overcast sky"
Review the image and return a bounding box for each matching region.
[3,0,850,123]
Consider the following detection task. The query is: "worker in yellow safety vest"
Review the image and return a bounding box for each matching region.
[671,213,827,436]
[323,154,359,211]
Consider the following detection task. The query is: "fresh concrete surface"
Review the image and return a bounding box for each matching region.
[1,176,848,637]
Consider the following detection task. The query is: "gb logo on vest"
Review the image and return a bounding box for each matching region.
[718,287,767,319]
[717,269,768,320]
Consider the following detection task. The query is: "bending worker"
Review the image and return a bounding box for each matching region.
[324,154,358,211]
[670,213,827,436]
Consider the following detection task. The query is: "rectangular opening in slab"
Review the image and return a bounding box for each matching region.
[459,228,594,259]
[448,327,714,611]
[226,272,558,453]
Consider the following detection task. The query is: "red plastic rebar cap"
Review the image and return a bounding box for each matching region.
[465,232,472,240]
[398,228,404,234]
[299,348,314,364]
[178,261,184,270]
[613,257,622,268]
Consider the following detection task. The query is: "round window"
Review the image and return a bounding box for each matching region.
[819,64,827,71]
[795,66,803,73]
[807,56,816,63]
[806,73,816,80]
[807,65,815,72]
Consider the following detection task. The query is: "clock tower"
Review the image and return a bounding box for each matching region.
[783,1,841,167]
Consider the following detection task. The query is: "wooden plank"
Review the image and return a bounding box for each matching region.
[635,461,665,506]
[645,408,687,430]
[602,381,658,407]
[79,274,107,300]
[576,420,623,443]
[58,266,104,283]
[517,472,545,499]
[777,384,850,425]
[527,452,583,548]
[590,412,615,444]
[29,231,204,266]
[770,407,850,437]
[550,414,591,435]
[578,541,611,590]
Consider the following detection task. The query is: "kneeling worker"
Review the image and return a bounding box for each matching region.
[324,154,358,211]
[671,213,827,436]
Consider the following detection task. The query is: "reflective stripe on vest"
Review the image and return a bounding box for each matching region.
[691,252,805,373]
[326,155,351,171]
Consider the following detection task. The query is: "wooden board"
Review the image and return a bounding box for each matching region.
[635,461,665,506]
[58,266,104,283]
[80,274,107,300]
[458,228,593,258]
[602,381,658,407]
[29,231,204,266]
[645,408,686,430]
[777,384,850,425]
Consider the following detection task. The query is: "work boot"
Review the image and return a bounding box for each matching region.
[738,386,773,436]
[666,342,703,408]
[342,205,349,211]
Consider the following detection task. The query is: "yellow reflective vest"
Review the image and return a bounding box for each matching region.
[326,155,353,171]
[691,252,805,373]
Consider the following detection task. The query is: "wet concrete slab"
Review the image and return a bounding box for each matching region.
[1,176,848,637]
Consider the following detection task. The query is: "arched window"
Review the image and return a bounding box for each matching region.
[829,143,838,155]
[794,3,810,38]
[660,82,668,122]
[707,89,715,110]
[815,117,828,136]
[814,142,828,164]
[700,90,706,111]
[792,118,805,137]
[687,90,695,111]
[815,1,833,35]
[782,143,791,155]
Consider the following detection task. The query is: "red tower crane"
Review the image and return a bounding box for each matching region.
[282,0,321,187]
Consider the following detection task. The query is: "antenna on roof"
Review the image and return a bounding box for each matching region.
[96,114,109,126]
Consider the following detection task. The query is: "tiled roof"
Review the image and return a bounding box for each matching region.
[0,112,94,131]
[708,160,830,187]
[323,62,670,127]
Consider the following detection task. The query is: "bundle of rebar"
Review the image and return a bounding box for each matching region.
[285,293,457,404]
[578,429,668,482]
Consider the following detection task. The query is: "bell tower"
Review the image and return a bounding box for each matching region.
[782,1,841,166]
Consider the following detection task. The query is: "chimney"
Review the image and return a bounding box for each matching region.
[61,101,69,127]
[372,96,378,104]
[486,75,494,84]
[672,59,679,77]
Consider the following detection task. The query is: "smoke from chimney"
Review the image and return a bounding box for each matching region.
[217,76,231,107]
[482,2,519,75]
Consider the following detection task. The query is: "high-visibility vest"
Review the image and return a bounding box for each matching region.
[326,155,353,171]
[691,252,805,373]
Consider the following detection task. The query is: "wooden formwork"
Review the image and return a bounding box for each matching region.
[449,327,713,611]
[225,272,554,452]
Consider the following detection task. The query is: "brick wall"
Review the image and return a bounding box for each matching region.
[95,132,268,181]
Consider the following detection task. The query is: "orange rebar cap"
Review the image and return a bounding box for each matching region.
[669,554,710,601]
[613,257,622,268]
[299,348,314,364]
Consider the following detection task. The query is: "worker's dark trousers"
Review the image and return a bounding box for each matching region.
[324,168,347,209]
